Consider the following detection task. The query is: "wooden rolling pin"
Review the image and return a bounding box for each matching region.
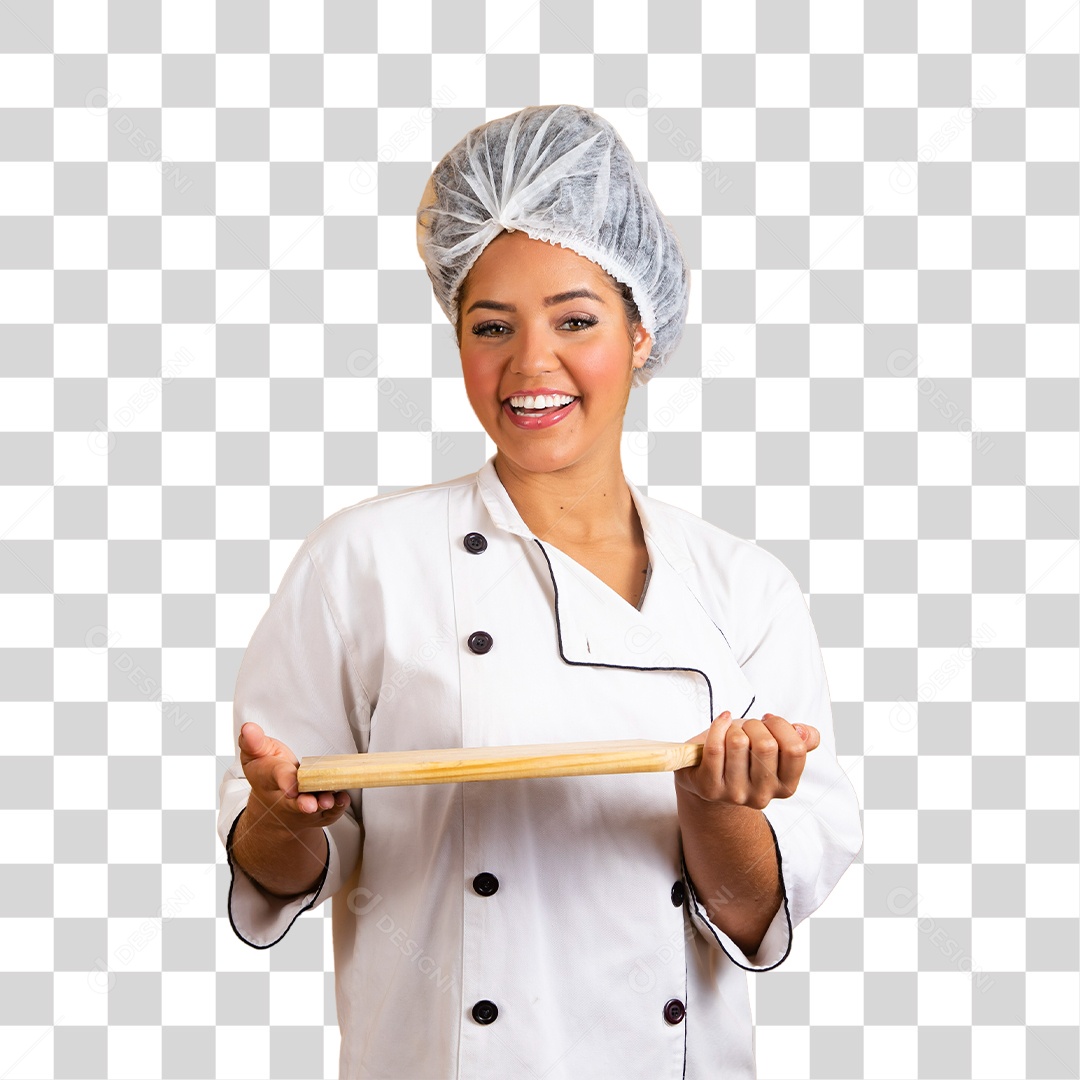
[297,738,704,792]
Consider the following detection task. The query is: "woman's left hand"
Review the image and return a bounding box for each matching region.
[674,711,820,809]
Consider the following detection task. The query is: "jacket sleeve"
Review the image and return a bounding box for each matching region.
[217,539,371,949]
[682,571,863,971]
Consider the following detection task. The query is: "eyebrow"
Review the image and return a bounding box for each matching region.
[463,288,606,316]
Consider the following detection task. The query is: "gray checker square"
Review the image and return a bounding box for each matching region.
[217,109,270,161]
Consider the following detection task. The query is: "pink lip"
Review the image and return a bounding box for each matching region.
[503,397,579,430]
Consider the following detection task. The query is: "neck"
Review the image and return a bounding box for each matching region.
[493,451,640,546]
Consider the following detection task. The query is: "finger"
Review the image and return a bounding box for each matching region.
[742,718,779,799]
[761,714,809,795]
[723,718,752,802]
[270,759,300,801]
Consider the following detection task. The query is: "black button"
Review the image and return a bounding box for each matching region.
[472,999,499,1024]
[473,872,499,896]
[663,998,685,1025]
[467,631,493,654]
[671,880,685,907]
[464,532,488,553]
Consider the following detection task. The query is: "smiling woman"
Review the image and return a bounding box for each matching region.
[218,103,862,1080]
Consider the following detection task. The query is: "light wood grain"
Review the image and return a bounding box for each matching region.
[296,738,704,791]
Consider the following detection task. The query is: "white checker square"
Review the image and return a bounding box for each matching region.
[918,755,972,810]
[216,377,270,431]
[1028,647,1080,705]
[863,916,919,970]
[810,108,865,163]
[972,54,1027,109]
[54,0,107,52]
[918,864,973,918]
[971,485,1026,541]
[270,107,324,162]
[269,432,324,484]
[108,269,163,323]
[323,54,379,108]
[1027,106,1080,162]
[916,107,975,166]
[700,108,755,169]
[1026,216,1080,270]
[917,972,973,1025]
[807,431,863,484]
[1028,972,1080,1026]
[755,162,810,215]
[108,809,163,864]
[162,214,215,270]
[756,54,809,109]
[1027,0,1080,51]
[863,163,919,215]
[161,648,217,710]
[269,325,323,374]
[215,163,271,216]
[0,55,52,107]
[918,215,971,270]
[864,55,919,108]
[162,0,215,51]
[216,268,270,324]
[0,704,53,754]
[970,1026,1027,1080]
[917,0,972,51]
[160,539,216,593]
[377,0,431,52]
[54,107,109,162]
[972,375,1027,431]
[0,163,52,214]
[105,592,163,647]
[108,1028,163,1080]
[1027,432,1080,486]
[970,594,1026,648]
[162,972,217,1026]
[323,162,378,216]
[864,269,919,323]
[755,485,811,540]
[53,865,108,918]
[699,432,754,485]
[216,486,269,540]
[0,378,48,435]
[647,54,703,108]
[107,706,164,756]
[810,212,864,270]
[639,162,701,216]
[595,0,650,51]
[481,0,537,55]
[53,970,109,1026]
[913,324,971,377]
[1026,865,1080,919]
[215,55,271,108]
[324,378,378,433]
[109,162,164,215]
[918,431,972,485]
[863,1026,919,1080]
[269,970,326,1024]
[702,215,755,269]
[161,107,216,163]
[809,0,863,51]
[971,916,1026,971]
[269,215,323,269]
[917,541,972,593]
[971,810,1027,864]
[808,540,864,593]
[53,540,107,599]
[108,54,163,108]
[808,972,864,1026]
[970,162,1025,215]
[53,643,108,702]
[429,54,483,110]
[160,432,216,487]
[324,269,378,323]
[53,753,107,810]
[539,55,595,109]
[215,1027,272,1079]
[269,0,324,52]
[1025,539,1080,595]
[757,268,810,325]
[375,214,420,271]
[971,269,1026,324]
[864,595,916,647]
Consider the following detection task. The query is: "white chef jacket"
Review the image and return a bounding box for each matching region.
[217,453,862,1080]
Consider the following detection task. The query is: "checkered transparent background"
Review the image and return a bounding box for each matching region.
[1,1,1079,1077]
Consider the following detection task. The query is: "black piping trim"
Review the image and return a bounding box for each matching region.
[679,812,793,973]
[532,539,755,723]
[225,805,331,950]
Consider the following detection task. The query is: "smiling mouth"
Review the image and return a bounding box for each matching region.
[503,396,580,415]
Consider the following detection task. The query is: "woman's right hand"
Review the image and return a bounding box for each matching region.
[238,720,352,831]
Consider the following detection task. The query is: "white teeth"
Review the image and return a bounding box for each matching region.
[508,393,576,409]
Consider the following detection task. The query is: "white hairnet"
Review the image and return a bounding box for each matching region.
[415,104,690,387]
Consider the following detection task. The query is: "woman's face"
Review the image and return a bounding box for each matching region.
[456,230,653,477]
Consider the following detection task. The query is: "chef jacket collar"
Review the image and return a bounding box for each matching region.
[474,453,694,576]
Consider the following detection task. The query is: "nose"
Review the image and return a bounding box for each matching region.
[508,322,558,375]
